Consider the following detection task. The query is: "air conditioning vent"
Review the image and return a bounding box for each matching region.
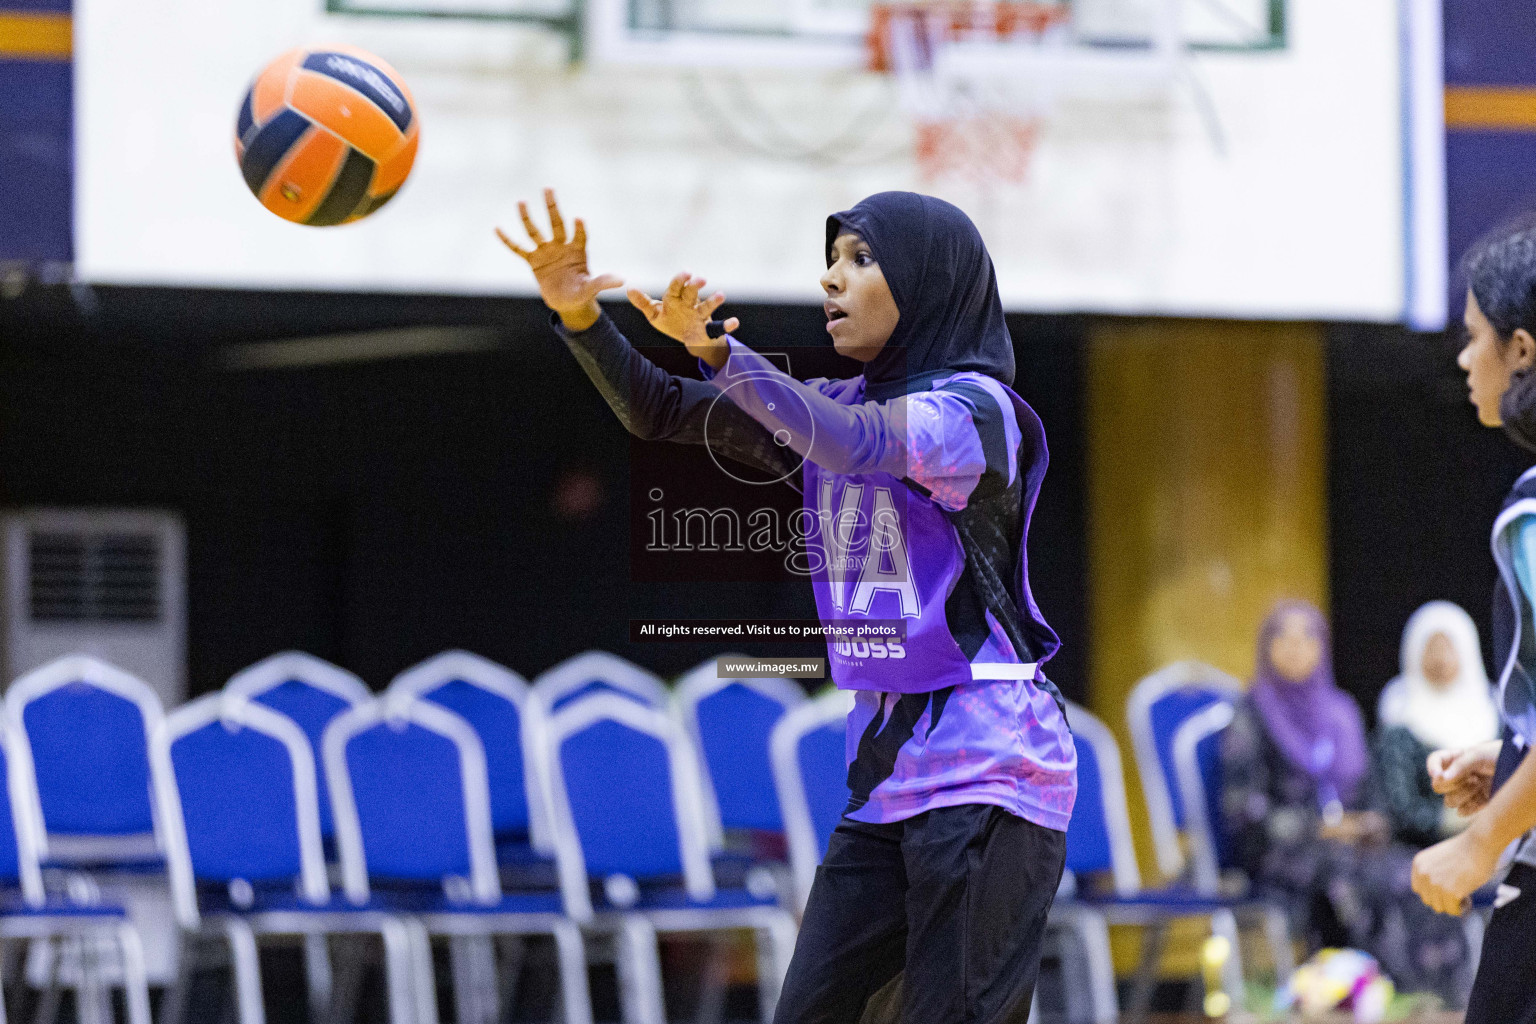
[28,532,162,623]
[2,510,185,706]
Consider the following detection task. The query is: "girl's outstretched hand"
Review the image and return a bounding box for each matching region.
[627,273,740,370]
[497,189,623,331]
[1412,827,1501,915]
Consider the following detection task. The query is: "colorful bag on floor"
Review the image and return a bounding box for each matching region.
[1274,947,1395,1022]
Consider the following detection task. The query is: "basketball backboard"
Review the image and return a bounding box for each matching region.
[322,0,1285,60]
[79,0,1401,319]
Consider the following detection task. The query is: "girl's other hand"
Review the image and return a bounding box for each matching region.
[496,189,624,331]
[627,272,740,370]
[1428,740,1501,815]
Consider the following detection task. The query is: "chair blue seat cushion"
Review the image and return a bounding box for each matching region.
[39,833,165,874]
[367,886,567,916]
[198,883,567,917]
[0,896,128,919]
[1077,887,1240,912]
[197,886,351,917]
[197,883,417,917]
[41,856,166,875]
[596,883,778,913]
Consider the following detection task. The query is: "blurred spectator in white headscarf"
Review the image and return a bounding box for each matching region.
[1374,601,1500,846]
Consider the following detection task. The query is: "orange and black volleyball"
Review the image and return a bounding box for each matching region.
[235,47,419,226]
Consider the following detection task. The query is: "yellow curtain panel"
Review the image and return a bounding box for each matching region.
[1086,318,1328,975]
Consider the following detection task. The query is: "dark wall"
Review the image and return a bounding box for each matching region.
[1443,0,1536,315]
[14,279,1529,718]
[0,285,1088,700]
[1326,321,1531,716]
[1006,315,1088,700]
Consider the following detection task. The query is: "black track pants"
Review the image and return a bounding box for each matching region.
[773,803,1066,1024]
[1466,862,1536,1024]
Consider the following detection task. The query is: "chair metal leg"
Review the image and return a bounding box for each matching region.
[114,923,153,1024]
[449,937,498,1024]
[611,918,664,1024]
[377,917,432,1024]
[1259,904,1295,985]
[548,921,594,1024]
[212,918,266,1024]
[754,915,797,1024]
[160,934,198,1024]
[74,935,108,1024]
[408,920,440,1024]
[31,939,60,1024]
[447,939,478,1024]
[1123,922,1168,1023]
[1051,907,1119,1024]
[1462,907,1488,1001]
[1209,909,1246,1010]
[303,934,333,1024]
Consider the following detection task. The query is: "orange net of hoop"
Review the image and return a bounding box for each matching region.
[868,1,1069,184]
[868,1,1069,72]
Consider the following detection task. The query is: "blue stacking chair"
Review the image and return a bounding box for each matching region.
[1171,702,1239,897]
[538,693,797,1024]
[674,657,806,854]
[530,651,668,718]
[224,652,373,1011]
[1056,704,1153,1023]
[384,653,560,1024]
[672,663,806,1021]
[1066,701,1287,1017]
[223,652,371,841]
[767,690,851,912]
[1125,661,1242,881]
[0,709,152,1024]
[324,696,593,1024]
[152,692,426,1024]
[526,653,672,859]
[1170,702,1303,985]
[4,656,170,869]
[386,650,554,861]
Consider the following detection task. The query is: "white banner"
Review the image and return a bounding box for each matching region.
[76,0,1406,319]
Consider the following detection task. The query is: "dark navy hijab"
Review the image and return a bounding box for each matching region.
[826,191,1015,402]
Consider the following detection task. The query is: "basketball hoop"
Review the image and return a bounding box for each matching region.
[868,2,1071,184]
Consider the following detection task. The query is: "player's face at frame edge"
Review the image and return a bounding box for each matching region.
[1459,288,1536,428]
[821,231,900,363]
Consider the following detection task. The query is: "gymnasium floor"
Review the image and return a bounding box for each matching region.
[1124,1016,1463,1023]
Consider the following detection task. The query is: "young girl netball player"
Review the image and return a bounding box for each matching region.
[1411,218,1536,1024]
[499,189,1076,1023]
